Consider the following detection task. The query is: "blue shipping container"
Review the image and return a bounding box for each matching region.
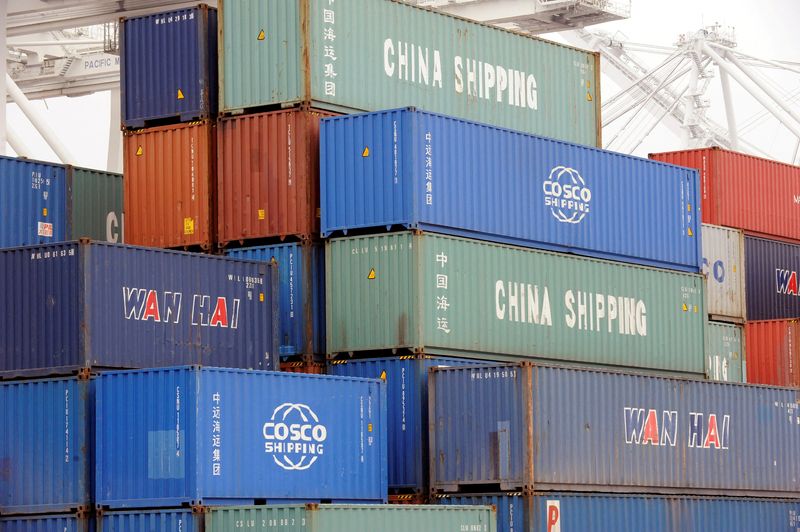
[0,377,92,515]
[100,509,199,531]
[121,5,217,128]
[429,364,800,496]
[745,235,800,321]
[95,366,387,508]
[0,242,279,377]
[227,243,325,357]
[320,108,701,272]
[0,514,94,532]
[328,355,488,495]
[437,492,800,532]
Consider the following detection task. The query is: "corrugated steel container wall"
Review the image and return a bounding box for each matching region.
[227,242,325,357]
[326,232,706,375]
[650,147,800,241]
[100,509,199,531]
[745,235,800,320]
[745,320,799,388]
[705,321,745,383]
[205,504,496,532]
[429,364,800,496]
[0,155,67,247]
[0,242,279,377]
[437,492,800,532]
[701,224,745,321]
[328,356,487,494]
[95,367,386,508]
[217,109,336,245]
[0,377,92,514]
[124,121,215,249]
[69,167,124,243]
[320,109,701,272]
[121,5,217,128]
[0,515,94,532]
[219,0,601,147]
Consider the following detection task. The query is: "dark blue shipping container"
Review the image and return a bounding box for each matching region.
[320,108,702,272]
[227,243,325,357]
[430,364,800,496]
[121,5,217,128]
[95,366,387,509]
[0,241,279,377]
[0,514,94,532]
[437,492,800,532]
[746,235,800,320]
[0,155,67,247]
[100,509,199,531]
[328,355,489,495]
[0,377,92,515]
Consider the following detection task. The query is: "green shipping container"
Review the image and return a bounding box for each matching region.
[327,233,706,375]
[219,0,601,146]
[205,504,496,532]
[69,167,124,242]
[705,321,746,383]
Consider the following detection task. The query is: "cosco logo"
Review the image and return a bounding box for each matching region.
[263,403,327,471]
[543,166,591,224]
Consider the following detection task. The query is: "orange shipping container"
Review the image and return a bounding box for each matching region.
[216,108,336,246]
[745,320,799,388]
[124,121,215,249]
[280,360,326,375]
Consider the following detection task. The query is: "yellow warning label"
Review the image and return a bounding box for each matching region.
[688,227,694,237]
[259,293,265,302]
[269,256,277,264]
[42,208,48,217]
[682,303,688,312]
[257,29,266,41]
[693,305,699,313]
[688,203,692,212]
[586,92,593,102]
[586,80,591,88]
[258,209,266,220]
[367,423,373,433]
[136,146,143,156]
[177,89,185,100]
[362,147,370,157]
[368,268,376,280]
[183,217,194,235]
[732,265,737,272]
[379,370,387,381]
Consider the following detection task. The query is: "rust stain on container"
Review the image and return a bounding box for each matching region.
[217,108,336,246]
[124,121,216,249]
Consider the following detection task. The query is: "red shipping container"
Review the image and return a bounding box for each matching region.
[124,121,215,249]
[649,147,800,242]
[217,108,336,246]
[745,320,799,388]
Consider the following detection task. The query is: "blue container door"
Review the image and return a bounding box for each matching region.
[0,156,67,247]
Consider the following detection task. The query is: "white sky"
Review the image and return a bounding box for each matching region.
[5,0,800,170]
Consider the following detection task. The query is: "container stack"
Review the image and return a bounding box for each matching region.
[651,147,800,388]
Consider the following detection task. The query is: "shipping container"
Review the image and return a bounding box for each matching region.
[227,242,325,357]
[204,504,496,532]
[429,363,800,496]
[282,360,326,374]
[95,367,386,508]
[326,232,706,374]
[701,224,745,322]
[705,321,745,383]
[321,109,700,272]
[0,156,123,247]
[121,5,217,128]
[437,492,800,532]
[329,355,489,495]
[217,109,336,245]
[745,235,800,321]
[0,377,92,514]
[745,320,799,388]
[0,241,279,378]
[218,0,601,146]
[650,147,800,241]
[124,121,215,249]
[100,509,198,531]
[0,514,94,532]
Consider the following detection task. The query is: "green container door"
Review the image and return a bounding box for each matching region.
[327,233,706,375]
[220,0,600,146]
[205,504,497,532]
[705,321,745,383]
[68,167,123,242]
